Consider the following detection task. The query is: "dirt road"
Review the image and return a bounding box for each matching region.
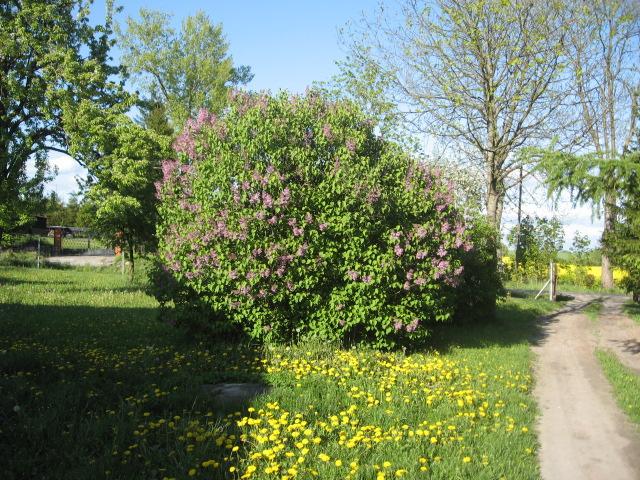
[533,294,640,480]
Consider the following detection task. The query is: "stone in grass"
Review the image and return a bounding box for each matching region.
[201,383,271,409]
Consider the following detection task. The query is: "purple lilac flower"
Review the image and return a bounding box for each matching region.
[262,192,274,208]
[361,275,372,284]
[347,270,359,281]
[394,245,404,257]
[319,223,328,231]
[249,192,260,204]
[346,138,356,153]
[406,270,414,280]
[305,212,313,224]
[405,318,419,333]
[391,231,402,240]
[414,277,426,287]
[441,222,450,233]
[229,270,238,280]
[296,243,309,257]
[437,246,447,258]
[268,215,278,225]
[416,250,427,260]
[394,319,403,331]
[322,124,333,141]
[292,226,304,237]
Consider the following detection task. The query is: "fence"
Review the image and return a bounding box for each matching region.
[1,231,113,261]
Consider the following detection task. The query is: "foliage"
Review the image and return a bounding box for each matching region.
[41,192,89,227]
[154,91,496,348]
[537,147,640,294]
[506,216,564,281]
[0,0,124,239]
[1,265,560,479]
[604,161,640,301]
[118,9,253,130]
[66,105,172,273]
[452,217,504,323]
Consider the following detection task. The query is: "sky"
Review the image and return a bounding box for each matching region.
[40,0,604,248]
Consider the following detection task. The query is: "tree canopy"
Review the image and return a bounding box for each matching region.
[118,9,253,131]
[0,0,124,239]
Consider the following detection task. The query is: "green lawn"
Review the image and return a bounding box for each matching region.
[0,266,560,480]
[596,349,640,425]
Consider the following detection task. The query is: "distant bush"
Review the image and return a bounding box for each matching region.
[154,91,496,348]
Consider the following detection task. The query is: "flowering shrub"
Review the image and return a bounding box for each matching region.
[155,91,479,348]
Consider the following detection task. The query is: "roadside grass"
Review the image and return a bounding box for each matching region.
[582,298,604,323]
[623,302,640,325]
[596,349,640,425]
[0,266,560,480]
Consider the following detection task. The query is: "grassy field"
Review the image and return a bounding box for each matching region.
[596,349,640,426]
[0,266,561,480]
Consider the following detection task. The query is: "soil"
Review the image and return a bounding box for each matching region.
[533,294,640,480]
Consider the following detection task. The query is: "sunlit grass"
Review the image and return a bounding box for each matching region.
[596,349,640,426]
[623,302,640,325]
[1,266,560,479]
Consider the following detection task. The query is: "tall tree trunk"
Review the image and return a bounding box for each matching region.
[128,242,135,279]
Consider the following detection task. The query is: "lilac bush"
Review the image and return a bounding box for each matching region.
[155,91,476,348]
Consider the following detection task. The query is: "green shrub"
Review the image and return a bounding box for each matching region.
[155,91,495,348]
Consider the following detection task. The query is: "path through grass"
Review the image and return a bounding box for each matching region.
[1,266,560,479]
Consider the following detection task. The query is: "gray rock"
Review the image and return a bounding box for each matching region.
[201,383,270,408]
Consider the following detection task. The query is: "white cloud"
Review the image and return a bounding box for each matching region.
[45,152,87,200]
[502,189,604,249]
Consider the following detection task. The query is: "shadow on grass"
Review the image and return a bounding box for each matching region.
[0,302,270,479]
[427,294,605,354]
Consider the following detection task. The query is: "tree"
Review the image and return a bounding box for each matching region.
[118,9,253,131]
[66,104,171,274]
[605,167,640,300]
[339,0,568,231]
[507,215,564,279]
[561,0,640,288]
[0,0,123,240]
[570,231,591,266]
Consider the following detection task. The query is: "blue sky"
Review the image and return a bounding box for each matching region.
[97,0,376,93]
[44,0,603,246]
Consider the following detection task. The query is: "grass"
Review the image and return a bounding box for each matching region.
[623,301,640,325]
[582,298,604,323]
[595,349,640,425]
[0,266,561,480]
[505,279,624,295]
